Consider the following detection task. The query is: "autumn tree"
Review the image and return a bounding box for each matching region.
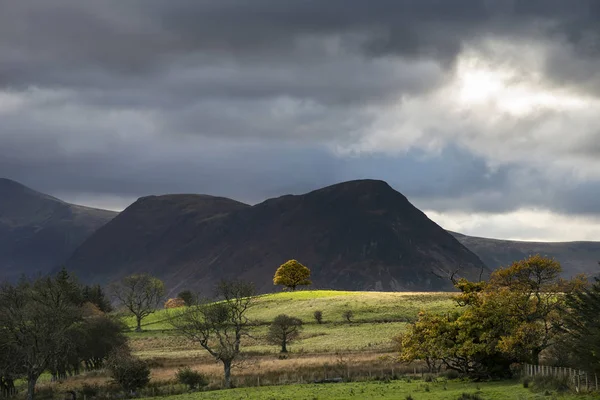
[273,259,311,291]
[111,274,165,332]
[267,314,303,353]
[169,280,256,389]
[397,255,579,377]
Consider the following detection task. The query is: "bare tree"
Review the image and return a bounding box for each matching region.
[111,274,165,332]
[168,280,255,389]
[267,314,303,353]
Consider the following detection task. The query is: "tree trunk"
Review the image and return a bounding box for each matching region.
[281,337,288,353]
[223,360,232,389]
[531,348,541,365]
[27,374,38,400]
[136,315,142,332]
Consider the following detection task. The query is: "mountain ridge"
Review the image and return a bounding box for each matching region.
[0,178,118,280]
[65,179,488,294]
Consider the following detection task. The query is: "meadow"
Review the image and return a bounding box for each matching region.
[35,290,591,399]
[140,379,598,400]
[124,290,456,358]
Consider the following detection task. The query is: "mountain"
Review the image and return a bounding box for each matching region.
[66,180,487,294]
[451,232,600,277]
[0,178,117,281]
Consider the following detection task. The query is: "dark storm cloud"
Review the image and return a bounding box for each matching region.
[1,0,600,236]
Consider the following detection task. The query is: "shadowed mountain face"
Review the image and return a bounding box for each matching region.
[66,180,487,294]
[450,232,600,277]
[0,178,117,281]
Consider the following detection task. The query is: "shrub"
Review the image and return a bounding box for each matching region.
[456,393,483,400]
[442,369,461,380]
[405,395,414,400]
[314,310,323,324]
[531,375,570,393]
[175,367,208,390]
[106,348,151,393]
[81,384,100,398]
[343,310,353,322]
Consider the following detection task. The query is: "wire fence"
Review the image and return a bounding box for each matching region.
[523,363,599,393]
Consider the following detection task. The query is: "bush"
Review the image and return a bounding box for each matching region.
[314,310,323,324]
[456,393,483,400]
[81,384,100,398]
[175,367,208,390]
[343,310,353,322]
[106,348,151,393]
[530,375,570,393]
[442,369,461,380]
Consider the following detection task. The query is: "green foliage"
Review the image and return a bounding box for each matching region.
[530,375,570,393]
[82,284,113,313]
[177,290,198,306]
[131,380,594,399]
[106,347,150,393]
[398,255,577,378]
[175,367,208,390]
[564,277,600,374]
[273,259,312,291]
[267,314,303,353]
[0,270,83,400]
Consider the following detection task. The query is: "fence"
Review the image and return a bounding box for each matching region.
[523,363,599,393]
[0,387,17,399]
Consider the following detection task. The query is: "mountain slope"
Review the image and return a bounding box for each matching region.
[66,180,487,294]
[451,231,600,277]
[0,178,117,280]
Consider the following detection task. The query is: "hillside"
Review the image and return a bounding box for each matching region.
[66,180,487,293]
[0,178,117,281]
[125,290,455,357]
[451,232,600,277]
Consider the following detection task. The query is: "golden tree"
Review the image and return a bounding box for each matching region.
[273,259,312,291]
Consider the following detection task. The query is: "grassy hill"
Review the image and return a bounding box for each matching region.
[124,290,456,358]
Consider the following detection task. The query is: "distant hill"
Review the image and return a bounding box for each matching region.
[66,180,487,294]
[0,178,117,281]
[450,231,600,277]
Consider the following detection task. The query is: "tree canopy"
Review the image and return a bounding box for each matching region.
[273,259,311,291]
[267,314,303,353]
[169,280,256,389]
[397,255,582,378]
[110,274,165,332]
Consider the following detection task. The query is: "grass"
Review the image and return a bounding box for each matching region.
[141,379,597,400]
[124,291,455,330]
[123,290,455,358]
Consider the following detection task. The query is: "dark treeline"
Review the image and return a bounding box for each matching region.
[0,269,126,400]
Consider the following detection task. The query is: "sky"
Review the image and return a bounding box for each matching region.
[1,0,600,242]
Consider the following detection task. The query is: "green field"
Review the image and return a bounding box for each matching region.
[144,379,596,400]
[124,290,456,357]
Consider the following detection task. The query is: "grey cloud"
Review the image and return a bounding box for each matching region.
[1,0,600,237]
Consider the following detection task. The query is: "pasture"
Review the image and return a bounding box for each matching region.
[124,290,456,358]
